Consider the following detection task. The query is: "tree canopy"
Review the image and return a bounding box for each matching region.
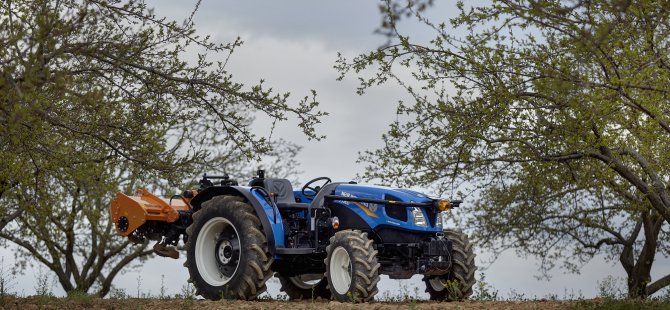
[338,0,670,298]
[0,0,324,198]
[0,0,320,296]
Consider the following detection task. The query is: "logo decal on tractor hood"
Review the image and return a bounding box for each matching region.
[338,191,379,218]
[335,191,355,205]
[353,202,379,218]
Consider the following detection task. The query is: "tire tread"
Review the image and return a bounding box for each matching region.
[424,229,477,301]
[183,195,272,300]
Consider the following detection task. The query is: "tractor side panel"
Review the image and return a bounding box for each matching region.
[329,202,369,231]
[249,189,285,248]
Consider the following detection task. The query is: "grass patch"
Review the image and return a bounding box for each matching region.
[67,290,96,307]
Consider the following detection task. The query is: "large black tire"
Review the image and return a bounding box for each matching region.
[276,272,331,300]
[325,230,380,302]
[184,195,273,300]
[424,229,476,301]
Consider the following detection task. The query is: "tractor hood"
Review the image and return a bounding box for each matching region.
[333,183,434,204]
[327,183,443,233]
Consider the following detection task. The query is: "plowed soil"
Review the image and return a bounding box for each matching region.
[0,296,645,310]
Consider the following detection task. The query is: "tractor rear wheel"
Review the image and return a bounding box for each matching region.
[424,229,476,301]
[276,272,331,300]
[325,230,380,302]
[184,195,273,300]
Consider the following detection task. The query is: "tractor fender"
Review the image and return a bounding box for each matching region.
[190,186,280,254]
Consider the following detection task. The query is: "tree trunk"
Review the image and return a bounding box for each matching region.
[628,271,651,299]
[626,214,663,298]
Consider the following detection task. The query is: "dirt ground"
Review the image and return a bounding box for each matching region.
[3,296,665,310]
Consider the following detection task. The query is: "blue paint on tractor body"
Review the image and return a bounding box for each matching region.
[238,182,444,260]
[331,184,441,232]
[250,188,285,248]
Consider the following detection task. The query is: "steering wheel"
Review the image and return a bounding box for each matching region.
[301,177,332,197]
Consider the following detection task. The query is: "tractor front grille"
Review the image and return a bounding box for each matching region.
[384,194,408,222]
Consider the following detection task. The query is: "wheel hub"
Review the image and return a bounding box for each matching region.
[217,240,233,264]
[215,232,240,277]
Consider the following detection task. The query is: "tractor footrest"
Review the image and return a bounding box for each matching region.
[275,247,315,255]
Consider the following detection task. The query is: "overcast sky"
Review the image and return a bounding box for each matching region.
[4,0,670,300]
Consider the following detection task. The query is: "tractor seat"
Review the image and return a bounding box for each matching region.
[263,178,310,209]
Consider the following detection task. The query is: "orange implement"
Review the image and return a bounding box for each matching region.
[109,188,191,236]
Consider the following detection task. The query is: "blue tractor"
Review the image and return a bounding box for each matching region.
[110,170,476,302]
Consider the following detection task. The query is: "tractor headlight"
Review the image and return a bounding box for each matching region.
[411,207,427,227]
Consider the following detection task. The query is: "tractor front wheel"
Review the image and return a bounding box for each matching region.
[276,272,331,300]
[184,195,273,300]
[325,230,380,302]
[424,229,476,301]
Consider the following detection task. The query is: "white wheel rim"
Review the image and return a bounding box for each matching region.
[330,247,352,295]
[289,273,323,290]
[195,217,240,286]
[429,277,446,291]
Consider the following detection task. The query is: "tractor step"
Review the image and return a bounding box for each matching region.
[275,247,315,255]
